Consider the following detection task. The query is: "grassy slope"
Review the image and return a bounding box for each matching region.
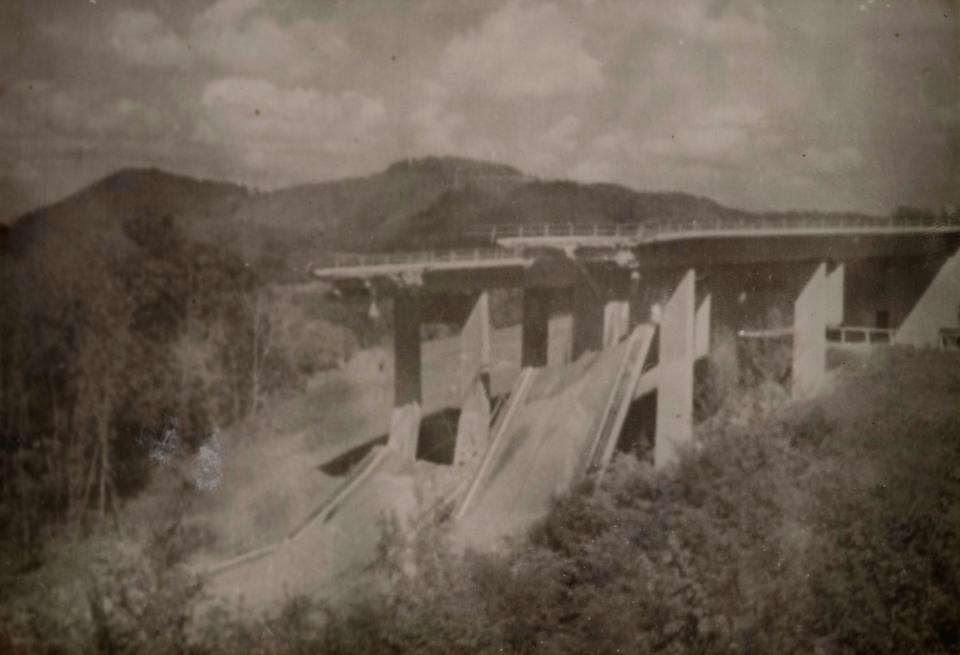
[313,347,960,655]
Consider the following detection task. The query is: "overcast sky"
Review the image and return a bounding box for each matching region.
[1,0,957,222]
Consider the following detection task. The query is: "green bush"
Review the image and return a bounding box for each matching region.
[298,348,960,655]
[4,349,959,654]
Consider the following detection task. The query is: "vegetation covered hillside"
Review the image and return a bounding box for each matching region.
[3,347,958,654]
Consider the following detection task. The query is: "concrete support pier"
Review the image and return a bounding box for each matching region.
[655,269,696,470]
[603,300,631,349]
[895,247,960,346]
[522,287,551,367]
[826,262,845,327]
[572,271,631,359]
[573,276,606,358]
[389,292,422,459]
[454,292,492,468]
[793,262,827,399]
[695,293,712,359]
[457,291,491,396]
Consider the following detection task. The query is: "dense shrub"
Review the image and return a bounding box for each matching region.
[0,522,205,655]
[304,348,960,655]
[3,349,959,654]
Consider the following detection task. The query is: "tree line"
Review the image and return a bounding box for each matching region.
[0,213,359,564]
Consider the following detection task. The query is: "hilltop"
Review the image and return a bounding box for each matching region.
[4,156,875,280]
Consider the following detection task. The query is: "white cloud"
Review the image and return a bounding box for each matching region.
[0,81,168,140]
[638,105,766,165]
[196,77,386,161]
[699,104,767,129]
[438,0,603,100]
[566,127,639,183]
[191,0,348,83]
[649,2,770,46]
[46,94,164,139]
[514,114,584,172]
[542,114,581,152]
[641,129,748,164]
[801,145,864,175]
[410,92,466,154]
[110,9,191,69]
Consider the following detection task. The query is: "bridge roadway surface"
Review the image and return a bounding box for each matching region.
[314,215,960,280]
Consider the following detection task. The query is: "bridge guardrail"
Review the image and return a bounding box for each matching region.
[826,326,896,345]
[466,214,960,243]
[323,247,526,270]
[316,214,960,272]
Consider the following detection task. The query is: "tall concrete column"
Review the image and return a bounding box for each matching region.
[389,292,422,460]
[521,287,551,367]
[573,272,632,358]
[655,269,696,470]
[826,262,845,327]
[573,276,606,358]
[695,293,712,360]
[458,291,491,396]
[455,292,492,468]
[793,263,827,399]
[603,300,631,348]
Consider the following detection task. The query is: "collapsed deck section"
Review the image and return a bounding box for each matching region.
[205,326,656,609]
[204,446,428,611]
[454,328,653,551]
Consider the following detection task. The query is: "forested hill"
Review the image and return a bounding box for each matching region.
[4,155,840,281]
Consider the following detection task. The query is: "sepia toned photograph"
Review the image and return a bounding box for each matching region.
[1,1,958,653]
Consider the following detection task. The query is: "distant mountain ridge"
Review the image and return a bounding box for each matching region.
[5,156,877,280]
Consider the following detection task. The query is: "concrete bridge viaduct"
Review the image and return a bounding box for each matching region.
[315,216,960,474]
[201,215,960,608]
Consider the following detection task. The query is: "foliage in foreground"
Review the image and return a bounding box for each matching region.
[2,348,959,654]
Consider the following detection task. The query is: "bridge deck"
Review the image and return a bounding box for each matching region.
[314,216,960,280]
